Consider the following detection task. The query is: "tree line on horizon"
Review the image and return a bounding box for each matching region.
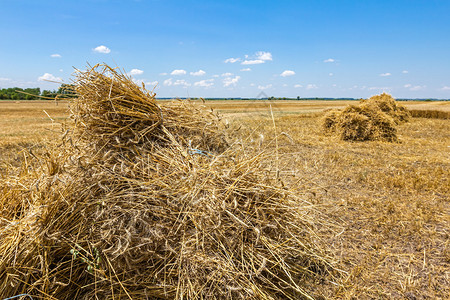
[0,84,76,100]
[0,86,446,101]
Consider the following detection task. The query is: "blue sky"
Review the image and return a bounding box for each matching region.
[1,0,450,98]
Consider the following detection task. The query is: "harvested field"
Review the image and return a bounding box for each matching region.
[201,99,450,117]
[403,101,450,112]
[0,91,449,299]
[0,101,69,147]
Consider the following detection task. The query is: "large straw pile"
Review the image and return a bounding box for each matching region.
[322,93,410,141]
[1,64,336,299]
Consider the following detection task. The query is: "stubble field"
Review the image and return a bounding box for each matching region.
[0,100,449,299]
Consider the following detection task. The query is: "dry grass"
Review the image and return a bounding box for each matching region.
[232,111,449,299]
[203,100,354,116]
[0,87,449,299]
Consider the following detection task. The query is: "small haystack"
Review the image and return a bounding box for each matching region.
[359,93,410,124]
[322,93,410,141]
[0,64,337,299]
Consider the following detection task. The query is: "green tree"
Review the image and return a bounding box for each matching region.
[58,84,76,98]
[42,90,52,98]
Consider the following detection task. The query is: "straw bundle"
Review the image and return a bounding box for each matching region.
[0,64,336,299]
[322,93,408,141]
[321,110,341,132]
[338,105,397,141]
[410,109,450,119]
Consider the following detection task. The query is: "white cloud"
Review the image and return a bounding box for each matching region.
[223,76,240,87]
[171,69,187,75]
[410,85,426,91]
[38,73,62,82]
[403,83,425,91]
[50,54,61,58]
[162,78,193,87]
[212,74,219,78]
[159,72,168,76]
[163,78,173,86]
[294,84,303,88]
[221,72,233,77]
[241,59,265,65]
[194,79,214,87]
[128,69,144,76]
[190,70,206,76]
[368,86,390,91]
[0,77,11,81]
[240,68,251,72]
[323,58,335,63]
[282,84,288,87]
[306,84,318,90]
[380,73,391,77]
[258,84,272,90]
[93,45,111,54]
[131,78,158,88]
[402,70,409,74]
[131,78,144,85]
[241,51,273,65]
[173,79,191,87]
[255,51,272,61]
[280,70,295,77]
[224,58,240,63]
[441,86,450,90]
[329,73,334,76]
